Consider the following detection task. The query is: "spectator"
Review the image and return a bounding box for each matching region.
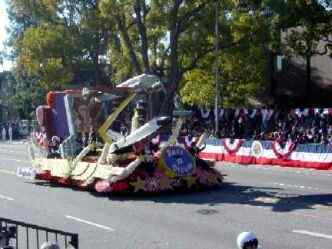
[40,241,60,249]
[188,106,332,145]
[8,125,13,143]
[1,127,6,141]
[48,136,61,158]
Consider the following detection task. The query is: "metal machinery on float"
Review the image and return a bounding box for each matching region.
[24,74,223,193]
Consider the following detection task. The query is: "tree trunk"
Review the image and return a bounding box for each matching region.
[306,55,312,100]
[93,46,100,85]
[116,16,142,75]
[269,52,276,99]
[160,1,182,115]
[134,0,151,73]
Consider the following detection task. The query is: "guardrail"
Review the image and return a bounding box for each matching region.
[0,217,78,249]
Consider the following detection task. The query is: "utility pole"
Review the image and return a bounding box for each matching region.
[214,0,220,136]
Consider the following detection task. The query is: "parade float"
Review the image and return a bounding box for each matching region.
[23,74,223,194]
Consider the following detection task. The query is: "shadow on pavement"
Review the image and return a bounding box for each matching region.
[32,179,332,213]
[31,181,91,192]
[104,182,332,213]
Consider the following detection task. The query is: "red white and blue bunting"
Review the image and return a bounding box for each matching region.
[222,139,245,154]
[271,140,296,159]
[199,138,332,170]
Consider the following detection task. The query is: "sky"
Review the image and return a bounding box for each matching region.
[0,0,11,71]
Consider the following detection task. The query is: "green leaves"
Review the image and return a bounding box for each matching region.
[180,69,215,107]
[5,0,331,114]
[9,0,112,89]
[18,23,74,89]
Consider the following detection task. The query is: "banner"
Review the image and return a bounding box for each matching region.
[199,138,332,170]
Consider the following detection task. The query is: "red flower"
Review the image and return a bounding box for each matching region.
[111,181,129,192]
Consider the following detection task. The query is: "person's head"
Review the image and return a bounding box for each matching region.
[40,241,60,249]
[136,100,147,111]
[237,232,259,249]
[82,87,90,98]
[51,136,60,144]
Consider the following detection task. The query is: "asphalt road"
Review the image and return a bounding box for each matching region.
[0,142,331,249]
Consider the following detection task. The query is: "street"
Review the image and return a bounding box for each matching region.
[0,142,331,249]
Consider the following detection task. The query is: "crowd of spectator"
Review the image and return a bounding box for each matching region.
[185,107,332,144]
[0,120,31,141]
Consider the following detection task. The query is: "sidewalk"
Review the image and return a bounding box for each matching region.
[0,139,27,145]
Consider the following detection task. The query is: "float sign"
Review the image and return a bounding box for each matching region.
[162,146,195,177]
[16,167,36,180]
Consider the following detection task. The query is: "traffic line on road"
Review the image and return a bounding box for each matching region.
[0,150,28,156]
[2,158,23,163]
[0,194,14,201]
[0,150,15,153]
[273,182,320,191]
[0,169,16,175]
[293,212,332,222]
[65,215,115,232]
[293,230,332,240]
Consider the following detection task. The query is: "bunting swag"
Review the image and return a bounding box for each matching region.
[222,139,245,154]
[104,133,332,170]
[199,138,332,170]
[271,141,296,159]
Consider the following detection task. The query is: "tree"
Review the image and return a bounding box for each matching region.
[18,23,75,90]
[8,73,46,119]
[0,70,43,119]
[180,2,270,107]
[0,52,4,71]
[6,0,276,111]
[8,0,113,90]
[99,0,220,113]
[266,0,332,98]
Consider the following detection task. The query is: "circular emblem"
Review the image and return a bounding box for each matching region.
[251,141,263,157]
[160,146,195,177]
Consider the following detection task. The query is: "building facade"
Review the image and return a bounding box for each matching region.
[271,31,332,107]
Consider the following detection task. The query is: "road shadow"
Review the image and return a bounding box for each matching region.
[31,179,332,213]
[29,181,91,193]
[104,182,332,213]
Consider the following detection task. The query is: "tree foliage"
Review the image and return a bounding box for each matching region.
[4,0,332,116]
[18,23,74,89]
[9,0,112,89]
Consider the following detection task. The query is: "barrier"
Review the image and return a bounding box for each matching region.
[199,138,332,170]
[0,216,79,249]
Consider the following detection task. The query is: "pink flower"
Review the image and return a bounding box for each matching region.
[153,169,164,178]
[144,177,160,192]
[95,180,112,193]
